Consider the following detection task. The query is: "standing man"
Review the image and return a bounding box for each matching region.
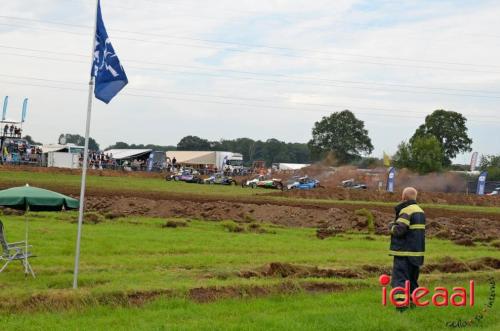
[172,156,177,170]
[388,187,425,311]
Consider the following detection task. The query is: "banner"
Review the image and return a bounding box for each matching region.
[21,98,28,123]
[221,155,228,170]
[470,152,478,172]
[2,96,7,121]
[383,152,391,167]
[147,153,154,172]
[386,167,396,193]
[476,171,487,195]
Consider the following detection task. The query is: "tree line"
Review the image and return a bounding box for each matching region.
[32,108,497,177]
[176,136,311,166]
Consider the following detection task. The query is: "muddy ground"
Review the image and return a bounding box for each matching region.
[1,166,499,245]
[271,187,500,207]
[82,193,500,245]
[235,257,500,280]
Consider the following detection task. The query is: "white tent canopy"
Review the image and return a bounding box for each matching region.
[166,151,217,165]
[0,118,22,124]
[105,149,152,160]
[275,163,310,170]
[42,144,83,154]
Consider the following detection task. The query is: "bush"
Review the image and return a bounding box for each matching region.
[163,220,188,228]
[104,212,125,220]
[355,209,375,234]
[485,167,500,181]
[221,221,245,233]
[84,212,103,224]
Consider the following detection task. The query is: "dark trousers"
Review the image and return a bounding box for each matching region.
[391,256,420,303]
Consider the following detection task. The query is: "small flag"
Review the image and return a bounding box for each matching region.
[91,0,128,104]
[21,98,28,122]
[2,96,8,121]
[383,152,391,167]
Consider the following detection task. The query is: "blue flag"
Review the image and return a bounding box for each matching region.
[21,98,28,122]
[2,96,7,121]
[386,167,396,193]
[91,0,128,104]
[476,171,487,195]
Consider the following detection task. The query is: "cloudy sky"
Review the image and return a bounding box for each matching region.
[1,0,499,162]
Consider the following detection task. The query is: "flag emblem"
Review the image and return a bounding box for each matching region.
[91,0,128,103]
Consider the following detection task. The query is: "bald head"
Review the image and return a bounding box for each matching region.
[402,187,418,201]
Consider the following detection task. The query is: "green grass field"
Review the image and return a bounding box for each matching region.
[0,169,498,330]
[0,213,498,330]
[0,170,257,197]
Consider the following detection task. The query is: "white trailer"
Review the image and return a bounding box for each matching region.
[165,151,243,171]
[47,152,80,169]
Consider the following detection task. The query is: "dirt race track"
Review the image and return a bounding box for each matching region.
[0,166,498,247]
[82,193,499,245]
[56,186,498,247]
[272,187,500,207]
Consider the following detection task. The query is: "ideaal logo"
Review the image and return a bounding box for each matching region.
[378,274,496,328]
[379,274,475,307]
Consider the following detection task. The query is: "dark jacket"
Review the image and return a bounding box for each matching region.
[388,200,425,266]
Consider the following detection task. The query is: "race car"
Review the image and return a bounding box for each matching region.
[166,169,203,183]
[243,175,283,190]
[341,179,367,190]
[204,173,237,185]
[487,187,500,196]
[286,176,320,190]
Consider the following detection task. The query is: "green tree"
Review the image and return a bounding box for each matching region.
[411,110,472,166]
[410,135,444,174]
[58,133,99,151]
[308,110,373,164]
[177,135,211,151]
[479,154,500,180]
[393,141,412,169]
[479,155,500,170]
[288,143,311,164]
[393,136,444,174]
[23,135,42,145]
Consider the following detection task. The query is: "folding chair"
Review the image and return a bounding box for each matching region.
[0,220,35,278]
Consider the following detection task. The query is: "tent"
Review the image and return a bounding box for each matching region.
[104,149,152,160]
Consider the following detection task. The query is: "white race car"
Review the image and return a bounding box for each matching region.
[487,187,500,196]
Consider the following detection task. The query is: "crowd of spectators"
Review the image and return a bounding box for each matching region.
[2,140,42,164]
[84,151,118,169]
[2,124,22,138]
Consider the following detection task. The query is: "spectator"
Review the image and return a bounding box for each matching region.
[3,125,7,136]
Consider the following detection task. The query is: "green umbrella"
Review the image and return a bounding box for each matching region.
[0,184,79,276]
[0,185,79,211]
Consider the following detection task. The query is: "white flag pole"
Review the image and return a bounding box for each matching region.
[73,0,99,289]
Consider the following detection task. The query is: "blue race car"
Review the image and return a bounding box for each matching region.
[166,169,203,183]
[203,173,237,185]
[286,176,320,190]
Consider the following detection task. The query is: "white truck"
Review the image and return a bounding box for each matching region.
[165,151,243,172]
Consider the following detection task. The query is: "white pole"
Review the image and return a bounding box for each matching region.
[73,0,99,289]
[25,204,28,276]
